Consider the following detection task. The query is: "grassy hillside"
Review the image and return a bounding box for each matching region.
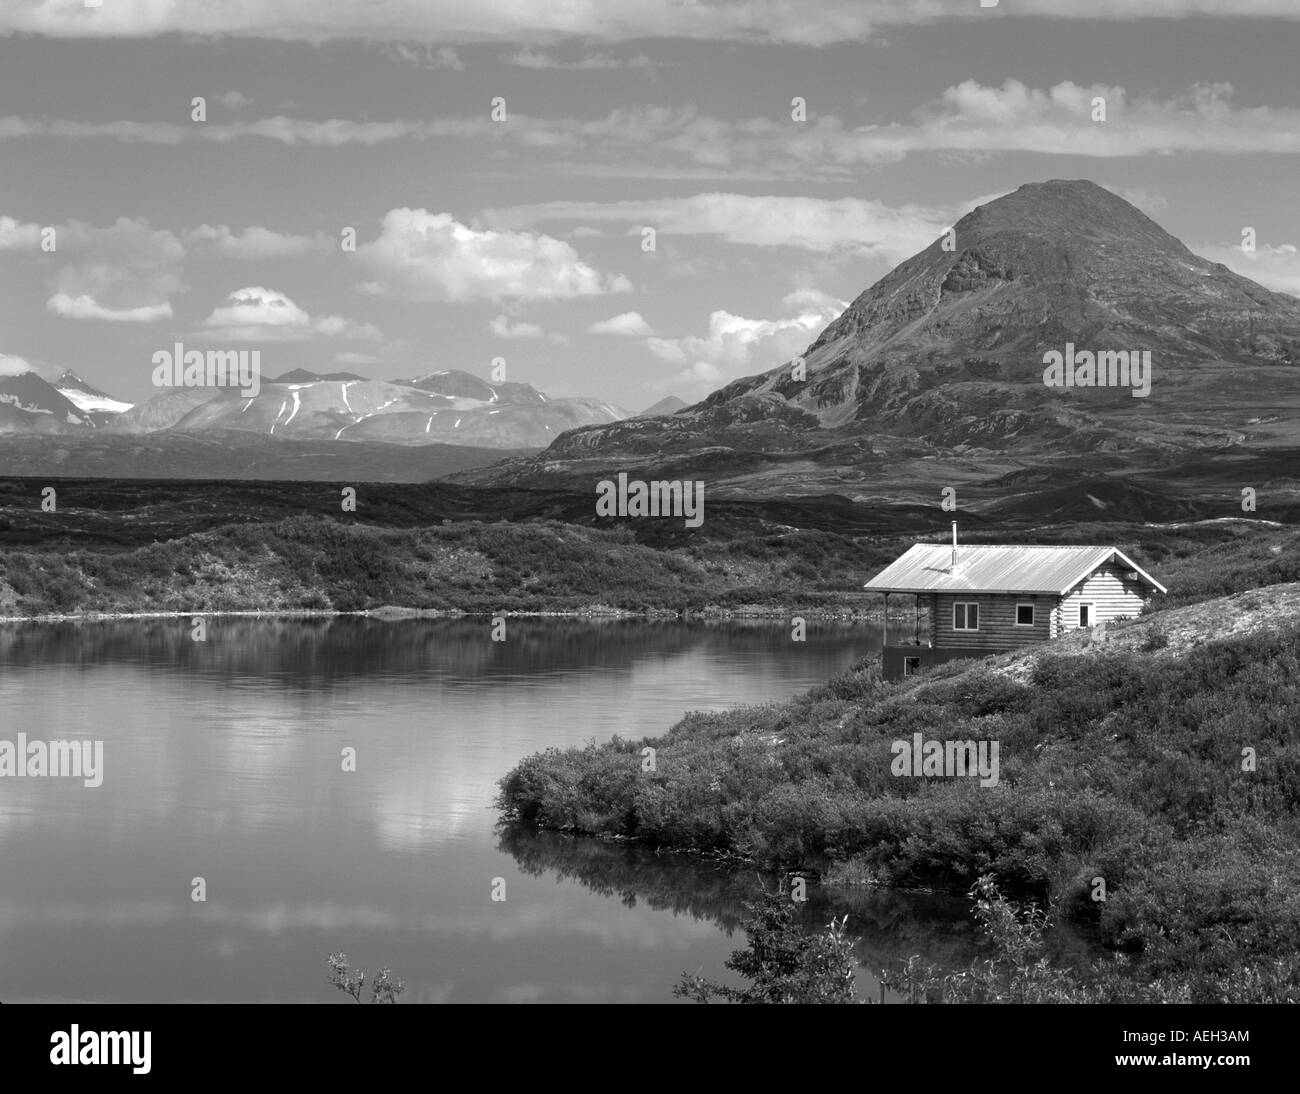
[0,514,887,616]
[498,585,1300,1001]
[1,473,1297,617]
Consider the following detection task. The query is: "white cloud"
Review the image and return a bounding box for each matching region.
[486,193,960,263]
[42,216,185,322]
[200,286,381,341]
[781,288,850,311]
[47,294,173,322]
[216,90,255,111]
[503,48,656,70]
[0,353,37,377]
[385,43,465,69]
[357,208,630,302]
[647,301,842,394]
[588,311,654,336]
[9,83,1300,174]
[489,314,545,339]
[0,215,42,249]
[184,224,330,259]
[4,213,183,319]
[4,2,1298,47]
[0,1,877,46]
[489,314,570,343]
[1193,242,1300,297]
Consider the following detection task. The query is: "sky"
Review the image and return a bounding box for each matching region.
[1,0,1298,411]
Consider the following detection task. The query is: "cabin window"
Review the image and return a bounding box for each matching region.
[953,602,979,631]
[903,656,921,677]
[1079,603,1092,627]
[1016,603,1035,627]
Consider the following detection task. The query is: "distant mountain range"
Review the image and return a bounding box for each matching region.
[636,396,688,418]
[8,178,1300,513]
[0,369,131,433]
[451,180,1300,511]
[0,367,630,448]
[0,367,645,478]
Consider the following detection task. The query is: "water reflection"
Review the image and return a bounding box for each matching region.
[497,825,985,1000]
[0,615,980,1003]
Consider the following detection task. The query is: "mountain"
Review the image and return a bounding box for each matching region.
[159,368,630,448]
[52,370,134,426]
[272,368,370,384]
[450,180,1300,500]
[0,363,624,478]
[0,371,98,432]
[637,396,688,417]
[109,388,220,433]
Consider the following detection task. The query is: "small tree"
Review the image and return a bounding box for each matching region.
[883,874,1083,1003]
[674,885,861,1004]
[326,952,406,1004]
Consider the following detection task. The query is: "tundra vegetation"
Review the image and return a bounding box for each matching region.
[325,952,405,1004]
[500,579,1300,1003]
[3,478,1298,1001]
[680,875,1123,1004]
[0,473,1296,616]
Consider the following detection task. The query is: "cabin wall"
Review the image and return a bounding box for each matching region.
[883,644,983,680]
[932,592,1055,651]
[1058,563,1149,630]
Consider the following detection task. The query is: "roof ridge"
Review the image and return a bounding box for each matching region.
[915,543,1108,549]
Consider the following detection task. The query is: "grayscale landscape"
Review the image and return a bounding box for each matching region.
[0,0,1296,1033]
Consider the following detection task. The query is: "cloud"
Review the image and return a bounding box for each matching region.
[0,353,37,377]
[216,90,255,111]
[781,288,849,311]
[0,1,878,46]
[384,43,465,69]
[489,314,570,343]
[357,208,630,302]
[503,48,656,70]
[184,224,330,259]
[489,314,544,339]
[0,215,42,249]
[11,81,1293,179]
[200,286,381,341]
[646,299,844,394]
[486,193,960,263]
[0,116,427,146]
[1193,241,1300,297]
[588,311,654,336]
[5,2,1299,47]
[42,216,185,322]
[334,352,383,366]
[47,294,173,322]
[3,213,183,319]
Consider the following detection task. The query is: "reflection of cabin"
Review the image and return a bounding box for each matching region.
[864,528,1166,680]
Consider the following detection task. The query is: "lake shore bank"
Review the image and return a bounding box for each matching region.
[497,583,1300,1003]
[0,603,879,624]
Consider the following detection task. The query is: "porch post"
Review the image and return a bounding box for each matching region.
[882,592,888,649]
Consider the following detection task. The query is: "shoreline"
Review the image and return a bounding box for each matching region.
[0,604,882,625]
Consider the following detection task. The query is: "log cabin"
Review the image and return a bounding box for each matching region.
[865,526,1166,680]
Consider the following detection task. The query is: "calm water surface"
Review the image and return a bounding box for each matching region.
[0,617,983,1003]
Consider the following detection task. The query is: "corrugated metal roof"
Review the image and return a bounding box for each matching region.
[864,544,1166,595]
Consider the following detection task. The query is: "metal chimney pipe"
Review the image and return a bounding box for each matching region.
[951,521,958,572]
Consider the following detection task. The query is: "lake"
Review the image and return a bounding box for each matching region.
[0,616,983,1003]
